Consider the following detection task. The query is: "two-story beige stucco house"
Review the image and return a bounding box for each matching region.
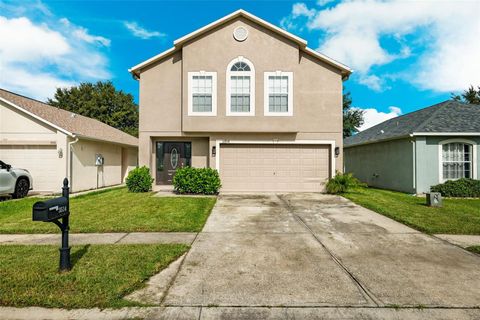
[129,10,351,192]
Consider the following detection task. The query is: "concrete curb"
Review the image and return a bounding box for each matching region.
[0,306,479,320]
[0,232,197,245]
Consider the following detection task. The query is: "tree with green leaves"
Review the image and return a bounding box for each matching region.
[48,81,139,136]
[451,85,480,105]
[343,91,364,138]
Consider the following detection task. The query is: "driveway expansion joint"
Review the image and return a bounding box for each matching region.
[276,194,382,307]
[114,232,130,244]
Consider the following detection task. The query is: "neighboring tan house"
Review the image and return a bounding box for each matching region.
[0,88,138,193]
[344,100,480,194]
[129,10,352,192]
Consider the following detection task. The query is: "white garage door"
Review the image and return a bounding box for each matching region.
[219,144,331,192]
[0,145,59,192]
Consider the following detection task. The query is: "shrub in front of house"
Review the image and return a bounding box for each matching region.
[430,178,480,197]
[173,167,221,195]
[326,172,366,194]
[126,166,154,192]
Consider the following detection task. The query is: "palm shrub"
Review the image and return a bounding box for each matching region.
[326,172,365,194]
[125,166,154,192]
[430,178,480,197]
[173,167,221,195]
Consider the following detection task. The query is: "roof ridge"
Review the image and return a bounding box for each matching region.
[411,100,451,132]
[129,9,352,76]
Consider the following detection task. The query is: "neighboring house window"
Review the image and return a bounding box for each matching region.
[226,56,255,116]
[188,71,217,116]
[441,142,473,180]
[264,71,293,116]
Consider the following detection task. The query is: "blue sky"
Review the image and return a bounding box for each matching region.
[1,0,479,130]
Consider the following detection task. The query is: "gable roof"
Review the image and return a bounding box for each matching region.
[128,9,352,78]
[344,100,480,148]
[0,88,138,147]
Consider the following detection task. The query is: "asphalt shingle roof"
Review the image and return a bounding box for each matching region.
[0,88,138,147]
[344,100,480,147]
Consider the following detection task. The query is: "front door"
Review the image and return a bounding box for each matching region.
[156,142,191,184]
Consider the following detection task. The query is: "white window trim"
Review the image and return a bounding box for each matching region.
[438,138,478,183]
[264,71,293,117]
[188,71,217,116]
[215,140,335,179]
[226,56,255,116]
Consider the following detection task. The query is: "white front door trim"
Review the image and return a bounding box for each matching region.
[215,139,336,179]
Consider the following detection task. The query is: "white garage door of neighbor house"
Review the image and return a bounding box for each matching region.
[219,144,331,192]
[0,145,59,192]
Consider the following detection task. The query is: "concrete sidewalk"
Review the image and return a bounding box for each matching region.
[0,232,197,245]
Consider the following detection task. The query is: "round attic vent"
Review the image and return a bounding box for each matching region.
[233,26,248,42]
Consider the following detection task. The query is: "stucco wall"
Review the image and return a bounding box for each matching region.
[0,102,58,143]
[415,136,480,193]
[344,138,414,193]
[180,17,343,133]
[71,139,124,192]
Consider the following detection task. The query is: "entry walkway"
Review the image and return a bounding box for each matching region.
[0,232,196,245]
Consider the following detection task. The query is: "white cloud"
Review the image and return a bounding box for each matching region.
[0,12,110,101]
[283,1,480,92]
[60,18,110,46]
[357,106,402,131]
[280,3,315,31]
[124,21,165,39]
[358,74,390,92]
[316,0,334,7]
[292,3,316,18]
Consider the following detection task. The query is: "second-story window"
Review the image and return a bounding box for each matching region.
[226,56,255,116]
[188,71,217,116]
[264,71,293,116]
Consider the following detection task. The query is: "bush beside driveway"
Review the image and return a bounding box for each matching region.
[343,187,480,235]
[0,187,216,234]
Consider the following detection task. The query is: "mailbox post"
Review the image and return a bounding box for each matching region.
[32,178,71,272]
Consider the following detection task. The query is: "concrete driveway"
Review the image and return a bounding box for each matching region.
[161,193,480,318]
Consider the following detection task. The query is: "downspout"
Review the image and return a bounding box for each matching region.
[410,134,417,194]
[68,136,79,192]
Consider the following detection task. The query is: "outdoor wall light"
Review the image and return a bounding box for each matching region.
[335,147,340,157]
[58,148,63,158]
[212,146,216,157]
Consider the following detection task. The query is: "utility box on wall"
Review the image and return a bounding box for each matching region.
[95,154,104,166]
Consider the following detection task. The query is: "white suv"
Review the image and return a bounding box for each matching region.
[0,160,33,198]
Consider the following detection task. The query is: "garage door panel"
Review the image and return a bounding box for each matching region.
[0,145,59,192]
[220,144,330,192]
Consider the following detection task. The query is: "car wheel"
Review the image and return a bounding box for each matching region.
[13,178,29,199]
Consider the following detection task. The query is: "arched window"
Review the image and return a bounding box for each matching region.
[441,142,473,180]
[226,56,255,116]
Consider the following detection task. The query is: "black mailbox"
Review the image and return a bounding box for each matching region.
[33,197,69,222]
[32,178,71,271]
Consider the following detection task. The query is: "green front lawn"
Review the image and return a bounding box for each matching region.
[343,188,480,235]
[0,188,216,233]
[0,244,188,308]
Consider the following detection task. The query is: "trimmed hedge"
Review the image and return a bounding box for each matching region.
[430,178,480,198]
[125,166,154,193]
[173,167,221,195]
[326,172,366,194]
